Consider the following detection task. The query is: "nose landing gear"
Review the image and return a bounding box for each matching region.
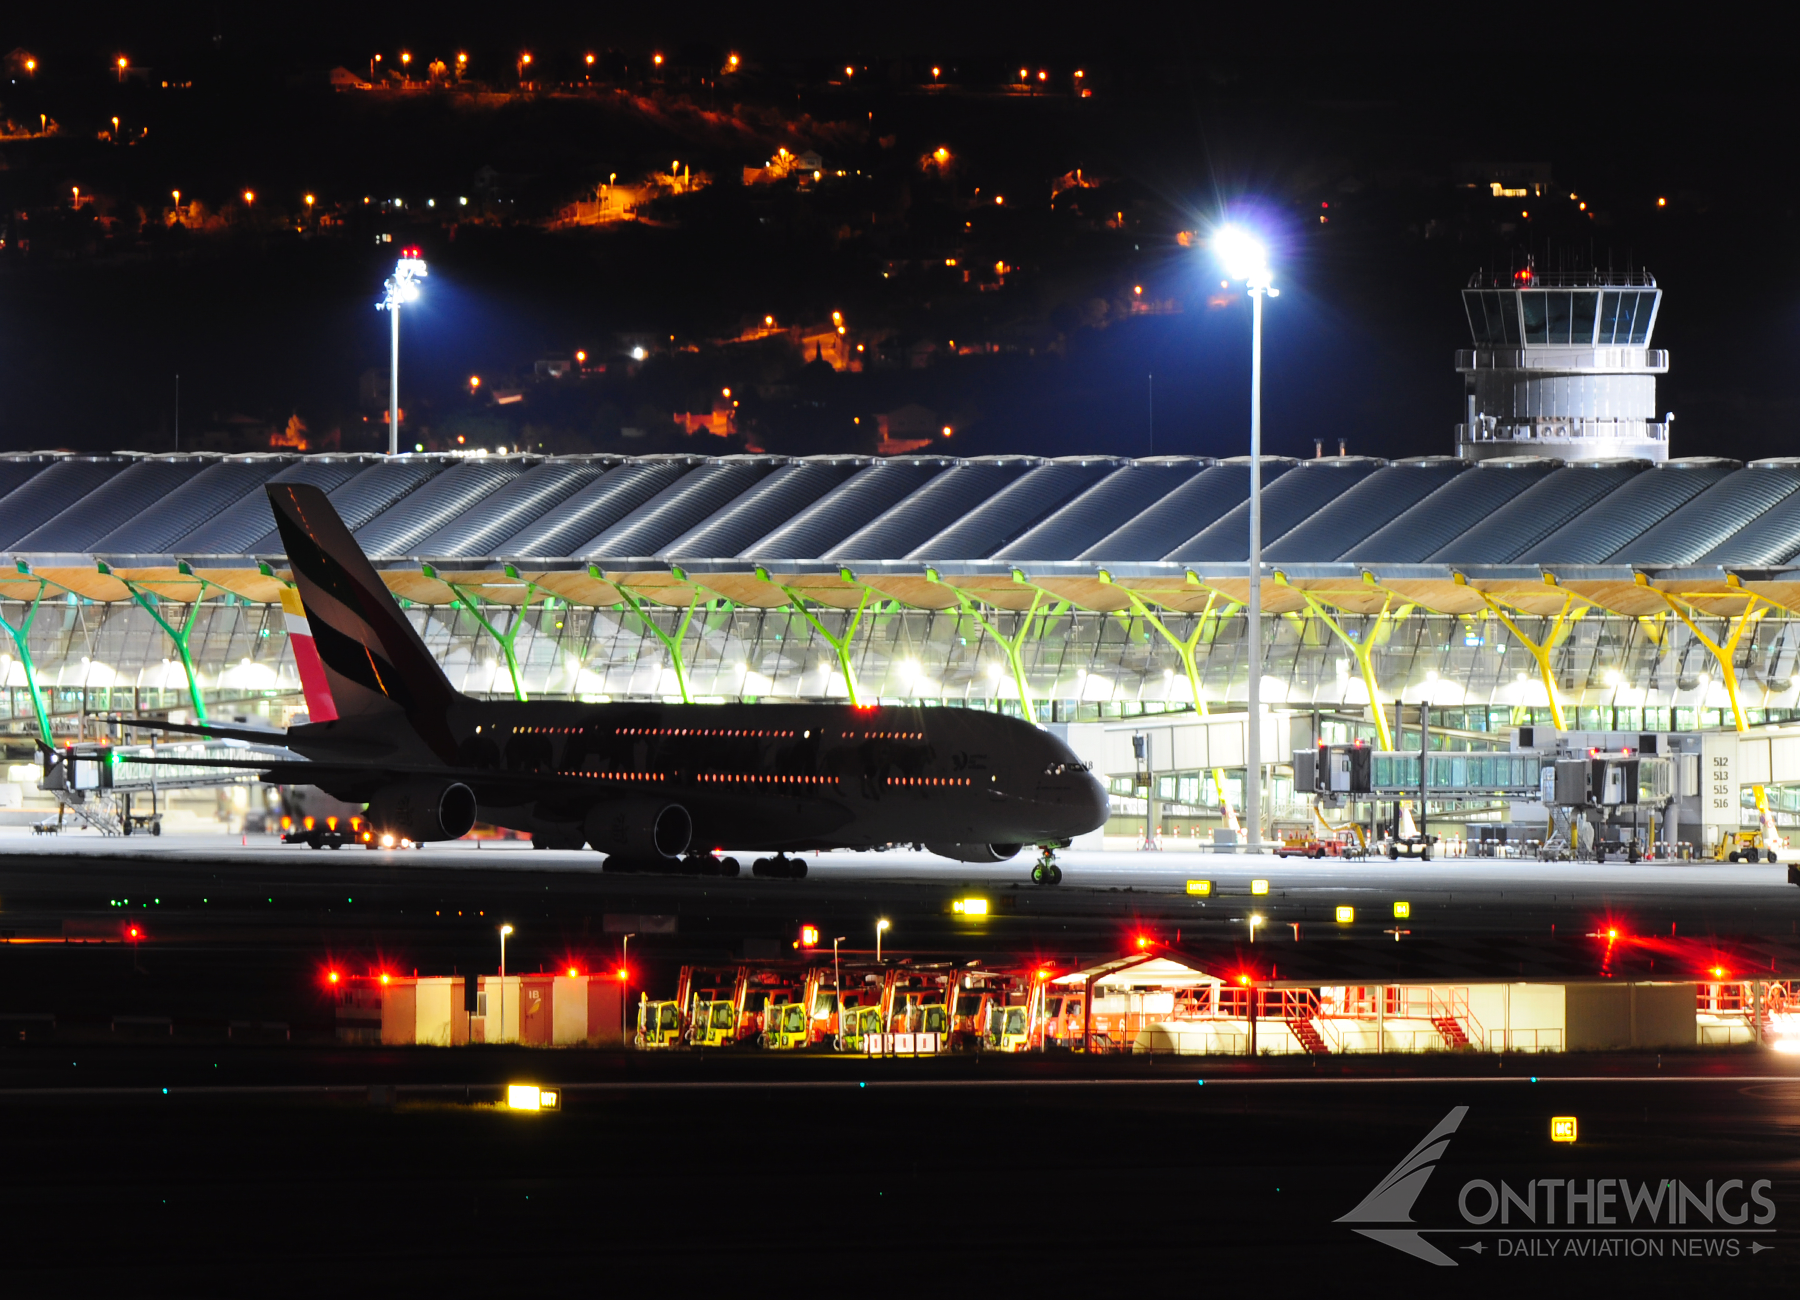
[1030,845,1063,886]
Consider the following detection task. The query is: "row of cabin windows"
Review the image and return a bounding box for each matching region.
[618,727,797,738]
[697,774,835,785]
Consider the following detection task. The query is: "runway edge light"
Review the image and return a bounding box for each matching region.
[1551,1116,1578,1143]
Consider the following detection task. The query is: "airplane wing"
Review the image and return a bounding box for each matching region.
[110,716,297,745]
[116,753,617,797]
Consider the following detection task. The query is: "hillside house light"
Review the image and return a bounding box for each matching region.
[377,249,428,455]
[1214,223,1277,852]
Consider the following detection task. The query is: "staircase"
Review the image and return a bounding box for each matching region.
[1432,1016,1472,1049]
[1288,1019,1330,1054]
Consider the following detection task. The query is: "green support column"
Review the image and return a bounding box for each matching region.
[1101,575,1241,825]
[0,570,56,744]
[608,573,700,705]
[429,564,541,702]
[932,571,1064,725]
[102,564,209,722]
[779,583,871,707]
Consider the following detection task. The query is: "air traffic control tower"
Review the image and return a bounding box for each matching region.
[1456,268,1668,463]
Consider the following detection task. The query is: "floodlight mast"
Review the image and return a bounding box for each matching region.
[1214,225,1277,853]
[376,251,428,455]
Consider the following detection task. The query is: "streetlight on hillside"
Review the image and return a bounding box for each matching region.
[1214,224,1278,853]
[376,249,427,455]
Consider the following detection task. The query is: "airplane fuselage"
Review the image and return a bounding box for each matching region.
[292,700,1109,854]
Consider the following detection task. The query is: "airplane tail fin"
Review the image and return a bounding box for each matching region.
[278,586,339,723]
[266,483,461,746]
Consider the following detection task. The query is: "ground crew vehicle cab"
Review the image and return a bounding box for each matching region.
[636,997,683,1048]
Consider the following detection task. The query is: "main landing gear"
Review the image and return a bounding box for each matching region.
[1030,845,1063,886]
[751,855,807,879]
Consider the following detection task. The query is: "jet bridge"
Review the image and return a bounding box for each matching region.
[37,737,296,836]
[1293,743,1545,800]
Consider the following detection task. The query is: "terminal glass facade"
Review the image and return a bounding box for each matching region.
[7,595,1800,738]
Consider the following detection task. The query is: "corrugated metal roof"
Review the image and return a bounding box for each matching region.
[1346,457,1559,564]
[581,456,782,558]
[23,449,1800,574]
[1606,463,1800,567]
[0,454,62,517]
[416,457,618,557]
[1170,457,1384,563]
[828,457,1042,561]
[11,455,216,552]
[745,457,952,559]
[907,456,1123,559]
[994,457,1207,561]
[1519,457,1740,564]
[0,455,134,550]
[244,456,453,554]
[176,455,383,555]
[662,456,865,558]
[1265,457,1468,563]
[499,457,698,557]
[355,457,534,557]
[93,456,294,554]
[1693,459,1800,566]
[1078,458,1291,561]
[1426,458,1648,564]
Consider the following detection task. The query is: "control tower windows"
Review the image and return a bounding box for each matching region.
[1598,290,1660,346]
[1521,291,1548,343]
[1463,290,1521,346]
[1571,291,1599,344]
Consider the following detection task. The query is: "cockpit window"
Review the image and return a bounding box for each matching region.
[1042,761,1091,776]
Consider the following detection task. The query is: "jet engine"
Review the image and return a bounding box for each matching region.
[584,799,693,859]
[925,842,1022,864]
[365,780,478,842]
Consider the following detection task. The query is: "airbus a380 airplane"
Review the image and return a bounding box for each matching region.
[132,483,1109,879]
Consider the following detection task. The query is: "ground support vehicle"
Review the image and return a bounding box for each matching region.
[763,968,837,1049]
[281,814,368,849]
[984,978,1048,1052]
[1276,829,1362,860]
[1717,830,1781,865]
[687,966,803,1047]
[1383,833,1437,861]
[636,998,684,1048]
[841,1005,887,1053]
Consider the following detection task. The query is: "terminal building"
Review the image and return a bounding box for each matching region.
[7,266,1800,847]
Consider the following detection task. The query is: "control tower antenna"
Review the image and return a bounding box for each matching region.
[1455,261,1668,464]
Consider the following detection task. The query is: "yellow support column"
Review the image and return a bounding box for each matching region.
[1272,573,1393,751]
[1103,578,1240,827]
[1656,590,1768,734]
[1455,575,1584,732]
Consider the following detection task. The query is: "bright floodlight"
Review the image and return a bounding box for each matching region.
[1215,225,1270,286]
[377,250,428,455]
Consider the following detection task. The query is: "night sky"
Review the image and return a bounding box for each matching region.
[3,6,1794,463]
